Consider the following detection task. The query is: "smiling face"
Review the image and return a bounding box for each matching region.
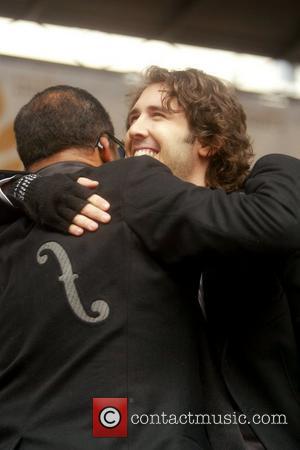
[125,83,208,184]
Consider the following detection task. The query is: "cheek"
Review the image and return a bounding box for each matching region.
[149,125,173,146]
[157,129,184,152]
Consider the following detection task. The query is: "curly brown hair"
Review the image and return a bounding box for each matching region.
[128,66,254,191]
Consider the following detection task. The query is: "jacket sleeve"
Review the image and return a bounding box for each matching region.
[282,251,300,356]
[0,170,28,224]
[122,155,300,264]
[0,170,26,181]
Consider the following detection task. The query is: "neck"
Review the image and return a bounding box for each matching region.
[185,156,209,187]
[28,147,102,172]
[186,171,207,187]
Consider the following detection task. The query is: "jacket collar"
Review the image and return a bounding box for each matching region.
[37,161,92,176]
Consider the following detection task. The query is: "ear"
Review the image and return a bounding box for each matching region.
[194,139,211,159]
[197,144,211,158]
[196,136,223,159]
[98,136,115,162]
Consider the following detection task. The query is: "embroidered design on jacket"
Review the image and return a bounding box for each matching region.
[37,241,110,323]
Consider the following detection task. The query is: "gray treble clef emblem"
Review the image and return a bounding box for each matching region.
[37,241,109,323]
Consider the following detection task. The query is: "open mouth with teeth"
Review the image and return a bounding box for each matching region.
[134,149,159,157]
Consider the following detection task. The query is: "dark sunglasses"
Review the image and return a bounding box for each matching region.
[95,131,125,158]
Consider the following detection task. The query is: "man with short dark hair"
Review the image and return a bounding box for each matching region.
[14,85,116,169]
[0,73,300,450]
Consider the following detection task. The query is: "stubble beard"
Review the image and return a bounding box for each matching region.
[160,133,196,182]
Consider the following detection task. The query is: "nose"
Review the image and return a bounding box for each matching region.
[127,114,149,140]
[125,114,150,156]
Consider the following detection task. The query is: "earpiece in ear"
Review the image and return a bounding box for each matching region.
[95,138,104,150]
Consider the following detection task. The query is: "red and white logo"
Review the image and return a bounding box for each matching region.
[93,398,128,437]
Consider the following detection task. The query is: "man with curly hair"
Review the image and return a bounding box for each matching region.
[121,67,299,450]
[125,66,253,192]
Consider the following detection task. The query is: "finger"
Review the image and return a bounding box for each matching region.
[80,203,111,223]
[72,214,99,231]
[77,177,99,188]
[68,224,85,236]
[87,193,110,210]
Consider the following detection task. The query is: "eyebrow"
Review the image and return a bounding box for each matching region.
[127,105,169,125]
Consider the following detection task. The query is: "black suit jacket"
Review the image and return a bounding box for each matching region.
[0,155,299,449]
[202,254,300,450]
[201,157,300,449]
[283,250,300,357]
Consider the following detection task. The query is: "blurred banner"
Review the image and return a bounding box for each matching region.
[0,55,299,170]
[0,86,18,169]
